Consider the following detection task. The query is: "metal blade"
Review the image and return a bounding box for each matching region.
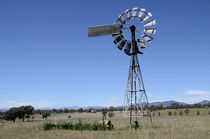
[88,24,121,37]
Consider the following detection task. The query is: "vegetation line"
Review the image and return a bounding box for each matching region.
[43,121,107,131]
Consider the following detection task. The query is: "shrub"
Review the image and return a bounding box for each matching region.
[43,123,56,130]
[108,112,115,118]
[168,111,172,116]
[197,111,200,115]
[184,109,190,116]
[43,121,107,131]
[158,112,160,116]
[58,123,73,130]
[179,111,183,116]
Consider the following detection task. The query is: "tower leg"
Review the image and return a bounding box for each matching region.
[123,54,152,128]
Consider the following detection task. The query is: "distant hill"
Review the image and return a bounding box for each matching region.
[1,100,210,110]
[197,100,210,105]
[150,100,187,107]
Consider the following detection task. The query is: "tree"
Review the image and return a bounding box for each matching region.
[102,109,107,125]
[184,108,190,116]
[158,112,160,117]
[109,106,115,111]
[179,111,183,116]
[42,112,51,120]
[152,112,155,117]
[108,112,115,118]
[197,111,200,115]
[22,105,34,122]
[3,107,19,123]
[64,109,69,113]
[18,106,26,122]
[170,102,180,109]
[168,111,172,116]
[78,108,83,113]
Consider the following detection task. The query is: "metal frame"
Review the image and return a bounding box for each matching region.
[123,54,152,127]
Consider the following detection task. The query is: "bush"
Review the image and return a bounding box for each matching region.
[57,123,73,130]
[43,121,106,131]
[197,111,200,115]
[158,112,160,116]
[168,111,172,116]
[179,111,183,116]
[108,112,115,118]
[43,123,56,130]
[184,109,190,116]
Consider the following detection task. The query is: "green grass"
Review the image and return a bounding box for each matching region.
[43,121,106,131]
[1,108,210,139]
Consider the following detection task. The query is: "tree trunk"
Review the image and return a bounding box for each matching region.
[102,115,104,126]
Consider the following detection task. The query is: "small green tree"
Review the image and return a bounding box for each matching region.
[158,112,160,117]
[64,109,69,113]
[108,112,115,118]
[208,111,210,115]
[78,108,83,113]
[152,112,155,117]
[109,106,115,111]
[179,111,183,116]
[197,111,200,115]
[101,110,107,125]
[184,109,190,116]
[42,112,51,120]
[168,111,172,116]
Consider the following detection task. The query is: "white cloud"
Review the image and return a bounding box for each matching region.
[185,90,210,95]
[177,96,210,104]
[0,100,54,109]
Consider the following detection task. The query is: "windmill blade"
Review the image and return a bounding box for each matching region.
[124,41,131,55]
[132,7,138,18]
[137,39,147,49]
[112,30,122,37]
[138,8,146,21]
[144,20,156,27]
[144,28,156,34]
[118,14,126,24]
[117,39,127,50]
[88,24,121,37]
[141,34,153,43]
[113,35,124,44]
[142,12,152,22]
[124,9,130,20]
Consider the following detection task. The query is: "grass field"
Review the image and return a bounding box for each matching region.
[1,108,210,139]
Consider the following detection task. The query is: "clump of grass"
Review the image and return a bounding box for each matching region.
[43,121,106,131]
[43,123,56,130]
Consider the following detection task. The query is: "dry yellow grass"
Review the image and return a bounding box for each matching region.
[0,109,210,139]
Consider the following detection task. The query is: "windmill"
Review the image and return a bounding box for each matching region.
[88,7,156,127]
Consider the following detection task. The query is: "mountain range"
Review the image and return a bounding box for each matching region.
[62,100,210,110]
[1,100,210,110]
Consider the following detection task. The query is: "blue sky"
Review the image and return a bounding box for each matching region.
[0,0,210,108]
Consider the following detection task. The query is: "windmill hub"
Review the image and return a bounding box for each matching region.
[130,24,136,32]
